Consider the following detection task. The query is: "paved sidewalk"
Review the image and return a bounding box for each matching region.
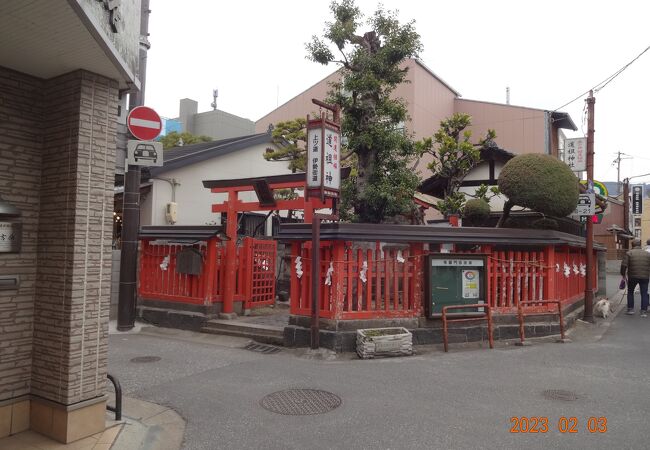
[0,396,183,450]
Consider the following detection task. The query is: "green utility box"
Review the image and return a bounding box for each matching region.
[426,254,487,316]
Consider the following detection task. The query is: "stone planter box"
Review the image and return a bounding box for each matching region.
[356,327,413,359]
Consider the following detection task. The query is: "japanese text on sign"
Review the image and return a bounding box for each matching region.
[306,125,341,193]
[323,128,340,191]
[430,259,484,267]
[309,130,321,186]
[564,138,586,172]
[632,185,643,215]
[462,270,480,298]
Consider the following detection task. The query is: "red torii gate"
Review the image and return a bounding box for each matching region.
[202,172,340,316]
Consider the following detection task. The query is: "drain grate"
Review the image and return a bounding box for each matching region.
[130,356,161,363]
[260,389,341,415]
[542,389,578,401]
[245,342,281,354]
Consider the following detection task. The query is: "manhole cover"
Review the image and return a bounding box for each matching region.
[245,342,281,354]
[130,356,161,363]
[260,389,341,415]
[542,389,578,401]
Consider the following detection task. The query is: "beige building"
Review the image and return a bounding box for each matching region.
[176,98,256,140]
[0,0,141,443]
[255,58,576,177]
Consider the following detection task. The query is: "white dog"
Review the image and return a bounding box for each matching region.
[594,298,612,319]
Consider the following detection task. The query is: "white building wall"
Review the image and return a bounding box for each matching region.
[458,160,508,211]
[143,143,293,226]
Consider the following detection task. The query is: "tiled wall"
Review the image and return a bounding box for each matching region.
[31,71,118,404]
[0,67,118,408]
[0,66,44,402]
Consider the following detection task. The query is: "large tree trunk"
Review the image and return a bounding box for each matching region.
[496,199,514,228]
[355,147,377,221]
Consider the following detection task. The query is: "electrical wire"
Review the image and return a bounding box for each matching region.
[553,44,650,112]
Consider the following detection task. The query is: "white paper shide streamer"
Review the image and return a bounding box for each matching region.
[295,256,303,279]
[396,250,405,263]
[160,255,170,271]
[563,263,571,278]
[324,262,334,286]
[359,261,368,283]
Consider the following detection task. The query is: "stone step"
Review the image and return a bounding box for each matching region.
[201,320,284,345]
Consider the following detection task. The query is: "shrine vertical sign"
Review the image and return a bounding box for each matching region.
[306,99,341,349]
[306,109,341,200]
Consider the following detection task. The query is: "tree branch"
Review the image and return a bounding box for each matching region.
[341,151,355,161]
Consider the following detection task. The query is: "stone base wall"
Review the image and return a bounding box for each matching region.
[0,396,105,443]
[137,298,241,330]
[285,297,589,352]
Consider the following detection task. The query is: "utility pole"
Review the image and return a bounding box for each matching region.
[117,0,151,331]
[583,90,595,323]
[615,151,622,194]
[623,178,630,250]
[613,151,632,196]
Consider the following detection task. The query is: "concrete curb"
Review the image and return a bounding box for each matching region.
[111,396,185,450]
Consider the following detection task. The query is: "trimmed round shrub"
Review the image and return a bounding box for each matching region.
[462,198,491,224]
[498,154,579,217]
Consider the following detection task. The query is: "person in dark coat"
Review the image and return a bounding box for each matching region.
[621,239,650,317]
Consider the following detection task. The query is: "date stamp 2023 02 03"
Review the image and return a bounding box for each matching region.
[510,416,607,434]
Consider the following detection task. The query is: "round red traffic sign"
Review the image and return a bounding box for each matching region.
[127,106,162,141]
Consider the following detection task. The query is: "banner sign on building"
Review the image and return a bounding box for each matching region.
[632,185,643,215]
[306,117,341,198]
[564,138,587,172]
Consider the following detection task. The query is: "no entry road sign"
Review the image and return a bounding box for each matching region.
[127,106,162,141]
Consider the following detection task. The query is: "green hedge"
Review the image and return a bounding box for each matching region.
[498,154,578,217]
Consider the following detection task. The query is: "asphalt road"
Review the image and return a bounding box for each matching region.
[109,275,650,450]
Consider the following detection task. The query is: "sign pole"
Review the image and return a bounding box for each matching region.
[306,100,341,349]
[117,164,141,331]
[310,216,320,349]
[117,0,151,331]
[583,90,595,323]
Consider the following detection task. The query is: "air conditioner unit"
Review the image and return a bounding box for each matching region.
[165,202,177,224]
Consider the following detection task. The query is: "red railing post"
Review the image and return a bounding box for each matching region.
[138,239,148,297]
[412,243,424,317]
[442,304,493,352]
[203,237,218,305]
[222,189,238,315]
[332,241,346,320]
[242,237,253,311]
[290,243,300,315]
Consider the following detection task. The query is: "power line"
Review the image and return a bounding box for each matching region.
[553,44,650,112]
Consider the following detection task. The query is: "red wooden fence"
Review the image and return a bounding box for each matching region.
[289,241,597,319]
[290,241,424,320]
[139,237,276,308]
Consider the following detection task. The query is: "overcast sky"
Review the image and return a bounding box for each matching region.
[145,0,650,185]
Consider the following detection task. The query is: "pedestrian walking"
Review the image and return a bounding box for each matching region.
[621,240,650,317]
[645,238,650,253]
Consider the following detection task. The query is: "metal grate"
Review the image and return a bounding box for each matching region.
[130,356,161,363]
[260,389,341,415]
[542,389,578,401]
[245,342,281,354]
